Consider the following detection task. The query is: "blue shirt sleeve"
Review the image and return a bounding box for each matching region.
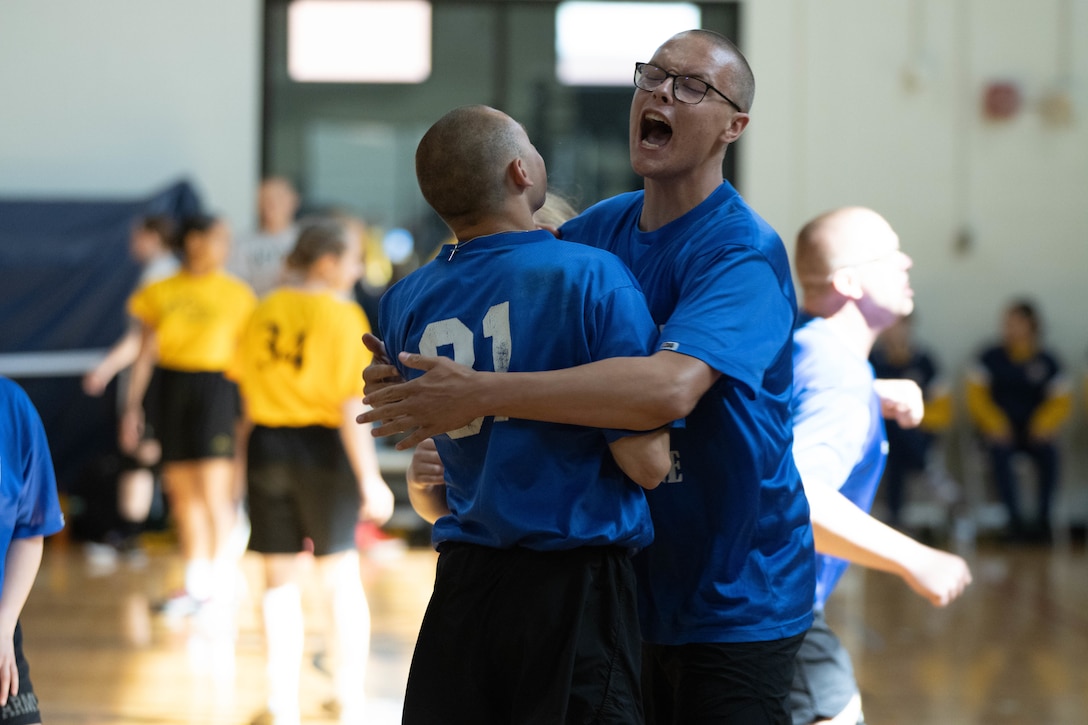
[657,246,795,397]
[13,386,65,539]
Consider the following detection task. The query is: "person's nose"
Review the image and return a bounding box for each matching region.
[653,78,676,104]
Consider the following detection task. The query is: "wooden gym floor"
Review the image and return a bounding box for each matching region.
[21,533,1088,724]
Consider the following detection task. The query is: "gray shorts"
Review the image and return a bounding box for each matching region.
[790,609,862,725]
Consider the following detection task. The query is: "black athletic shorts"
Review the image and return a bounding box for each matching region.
[0,622,41,725]
[403,542,644,725]
[245,425,360,557]
[155,368,239,463]
[642,630,806,725]
[789,609,861,725]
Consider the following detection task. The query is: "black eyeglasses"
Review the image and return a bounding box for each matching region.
[633,62,743,111]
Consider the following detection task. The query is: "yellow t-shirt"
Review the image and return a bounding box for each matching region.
[128,270,257,372]
[233,288,372,428]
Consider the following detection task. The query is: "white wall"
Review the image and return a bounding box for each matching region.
[0,0,262,227]
[3,0,1082,371]
[743,0,1088,513]
[745,0,1088,374]
[2,0,1085,514]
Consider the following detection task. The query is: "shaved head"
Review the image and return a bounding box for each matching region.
[794,206,913,329]
[416,105,526,226]
[666,29,755,112]
[794,207,896,295]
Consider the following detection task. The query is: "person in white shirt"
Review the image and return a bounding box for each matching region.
[228,176,300,296]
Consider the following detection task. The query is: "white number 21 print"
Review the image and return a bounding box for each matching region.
[418,302,511,438]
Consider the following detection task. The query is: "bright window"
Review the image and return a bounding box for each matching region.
[555,2,701,86]
[288,0,432,83]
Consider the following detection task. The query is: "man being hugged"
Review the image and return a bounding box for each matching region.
[380,105,670,725]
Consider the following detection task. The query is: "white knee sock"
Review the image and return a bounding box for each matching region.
[328,554,370,717]
[184,558,213,601]
[262,583,303,719]
[212,555,240,604]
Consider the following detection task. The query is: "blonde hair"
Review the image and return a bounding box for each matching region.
[534,192,579,228]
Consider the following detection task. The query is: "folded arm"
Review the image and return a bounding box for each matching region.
[607,427,671,490]
[405,438,449,524]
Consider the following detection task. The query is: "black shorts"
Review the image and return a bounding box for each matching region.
[642,630,806,725]
[155,368,239,463]
[245,425,360,557]
[403,543,644,725]
[789,610,860,725]
[1,622,41,725]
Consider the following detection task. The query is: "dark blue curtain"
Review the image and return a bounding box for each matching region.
[0,180,202,520]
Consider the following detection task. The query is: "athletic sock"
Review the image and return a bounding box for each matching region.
[184,558,214,601]
[329,553,370,715]
[212,555,240,604]
[262,583,303,720]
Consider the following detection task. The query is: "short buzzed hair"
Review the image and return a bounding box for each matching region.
[416,105,523,226]
[794,210,840,297]
[794,206,893,298]
[673,29,755,112]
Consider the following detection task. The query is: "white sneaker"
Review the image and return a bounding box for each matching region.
[154,591,207,619]
[83,541,119,576]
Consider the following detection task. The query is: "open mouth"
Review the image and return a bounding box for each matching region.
[640,112,673,148]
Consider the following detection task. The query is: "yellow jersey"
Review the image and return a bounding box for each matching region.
[233,287,372,428]
[128,270,257,372]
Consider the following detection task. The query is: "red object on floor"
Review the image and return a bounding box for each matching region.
[355,520,394,550]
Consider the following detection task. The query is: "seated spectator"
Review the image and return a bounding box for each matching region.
[966,299,1071,543]
[869,313,956,529]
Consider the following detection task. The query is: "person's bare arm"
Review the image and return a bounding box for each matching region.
[360,346,718,450]
[794,382,971,607]
[405,438,450,524]
[233,407,253,506]
[873,378,925,429]
[0,537,43,706]
[607,428,671,490]
[83,326,142,396]
[341,398,395,526]
[804,483,972,606]
[119,325,158,454]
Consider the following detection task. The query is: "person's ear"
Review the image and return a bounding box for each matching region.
[720,112,750,145]
[829,266,864,301]
[507,157,536,192]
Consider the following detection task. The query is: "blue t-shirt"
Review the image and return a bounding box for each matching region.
[561,183,815,645]
[379,229,657,552]
[0,377,66,596]
[791,315,887,610]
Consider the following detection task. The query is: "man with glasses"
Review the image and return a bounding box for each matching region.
[789,207,972,724]
[362,30,815,722]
